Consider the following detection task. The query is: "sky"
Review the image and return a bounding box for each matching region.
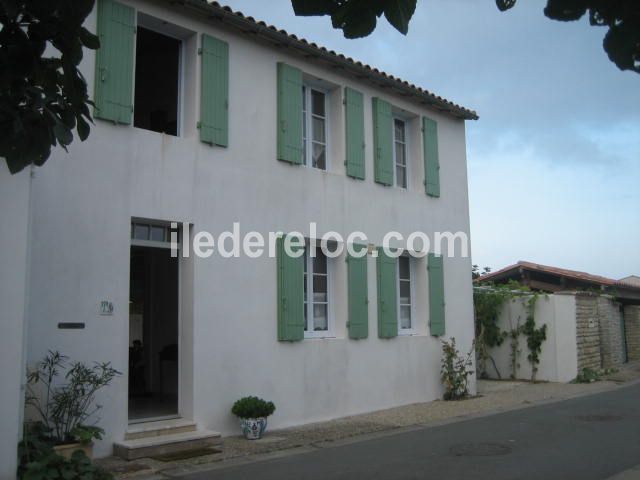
[225,0,640,279]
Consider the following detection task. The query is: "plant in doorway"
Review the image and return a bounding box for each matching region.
[25,350,120,459]
[231,396,276,440]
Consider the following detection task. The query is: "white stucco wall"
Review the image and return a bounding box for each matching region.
[486,293,577,383]
[0,164,30,479]
[25,0,475,457]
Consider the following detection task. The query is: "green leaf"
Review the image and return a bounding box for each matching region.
[79,27,100,50]
[291,0,336,16]
[383,0,417,35]
[496,0,517,12]
[77,116,91,141]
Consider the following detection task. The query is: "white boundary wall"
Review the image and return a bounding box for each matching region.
[486,293,578,383]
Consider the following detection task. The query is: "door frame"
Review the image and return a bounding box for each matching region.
[129,219,183,424]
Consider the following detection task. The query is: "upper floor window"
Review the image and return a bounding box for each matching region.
[134,21,181,136]
[393,118,407,188]
[398,255,414,332]
[302,86,327,170]
[303,244,330,336]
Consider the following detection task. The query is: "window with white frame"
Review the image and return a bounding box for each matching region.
[398,255,413,331]
[393,118,407,188]
[302,86,328,170]
[303,244,330,335]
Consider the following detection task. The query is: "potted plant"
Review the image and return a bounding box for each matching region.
[231,396,276,440]
[25,351,120,459]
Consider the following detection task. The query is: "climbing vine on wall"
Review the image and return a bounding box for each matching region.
[521,293,547,382]
[474,281,547,382]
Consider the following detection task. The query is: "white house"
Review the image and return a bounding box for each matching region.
[3,0,479,466]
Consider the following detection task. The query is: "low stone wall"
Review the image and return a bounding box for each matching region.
[624,305,640,361]
[575,294,601,371]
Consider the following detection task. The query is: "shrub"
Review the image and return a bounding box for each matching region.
[574,367,618,384]
[18,423,112,480]
[231,396,276,419]
[26,351,120,445]
[440,338,475,401]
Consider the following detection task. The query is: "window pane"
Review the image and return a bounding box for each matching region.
[304,303,308,331]
[313,249,327,274]
[313,276,327,302]
[400,306,412,329]
[396,165,406,188]
[150,226,165,242]
[302,86,306,110]
[313,304,328,331]
[399,257,410,279]
[400,280,411,304]
[395,142,406,166]
[312,117,325,143]
[133,224,149,241]
[311,90,325,117]
[394,119,405,142]
[312,143,326,170]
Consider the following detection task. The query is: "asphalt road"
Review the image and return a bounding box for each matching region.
[186,383,640,480]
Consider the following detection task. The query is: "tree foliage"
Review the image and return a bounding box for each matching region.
[0,0,99,174]
[291,0,417,38]
[292,0,640,74]
[498,0,640,74]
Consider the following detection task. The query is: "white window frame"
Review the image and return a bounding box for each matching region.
[397,255,416,335]
[130,220,179,250]
[392,117,408,189]
[302,85,330,171]
[303,243,334,339]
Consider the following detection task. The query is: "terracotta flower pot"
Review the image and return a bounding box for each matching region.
[239,417,267,440]
[53,442,93,459]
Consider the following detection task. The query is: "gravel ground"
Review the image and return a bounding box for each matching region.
[99,362,640,478]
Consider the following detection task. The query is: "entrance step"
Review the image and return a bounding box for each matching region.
[114,428,222,460]
[124,418,197,440]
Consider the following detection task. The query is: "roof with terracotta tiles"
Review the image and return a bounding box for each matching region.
[175,0,478,120]
[478,261,640,290]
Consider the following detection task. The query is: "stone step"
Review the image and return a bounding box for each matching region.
[125,418,197,440]
[114,429,222,460]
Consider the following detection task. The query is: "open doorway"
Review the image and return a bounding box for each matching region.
[129,222,179,422]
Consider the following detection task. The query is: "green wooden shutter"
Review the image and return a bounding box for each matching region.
[372,97,393,186]
[94,0,135,124]
[277,235,304,341]
[428,253,445,336]
[423,117,440,197]
[200,34,229,147]
[347,245,368,339]
[377,248,398,338]
[345,87,365,180]
[277,63,304,164]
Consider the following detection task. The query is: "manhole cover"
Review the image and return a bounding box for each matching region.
[450,442,512,457]
[576,414,623,422]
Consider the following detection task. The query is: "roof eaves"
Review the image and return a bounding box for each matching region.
[174,0,479,121]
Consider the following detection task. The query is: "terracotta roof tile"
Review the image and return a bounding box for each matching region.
[478,261,640,290]
[178,0,478,120]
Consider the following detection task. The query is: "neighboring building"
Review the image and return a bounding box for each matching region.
[14,0,478,461]
[477,261,640,382]
[620,275,640,288]
[479,260,640,301]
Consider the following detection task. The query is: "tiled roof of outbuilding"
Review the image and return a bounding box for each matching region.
[173,0,479,120]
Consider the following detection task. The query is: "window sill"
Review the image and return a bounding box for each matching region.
[304,333,337,340]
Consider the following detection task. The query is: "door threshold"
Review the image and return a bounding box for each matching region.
[128,414,181,425]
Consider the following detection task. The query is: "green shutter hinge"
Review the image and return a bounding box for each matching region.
[197,121,202,129]
[198,47,202,55]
